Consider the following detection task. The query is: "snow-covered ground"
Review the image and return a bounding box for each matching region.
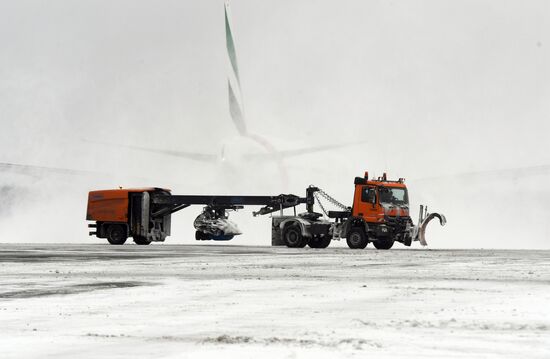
[0,245,548,358]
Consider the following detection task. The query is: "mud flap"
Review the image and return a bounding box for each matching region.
[140,191,150,239]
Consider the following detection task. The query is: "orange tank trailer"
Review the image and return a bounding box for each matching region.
[87,189,138,222]
[86,188,172,245]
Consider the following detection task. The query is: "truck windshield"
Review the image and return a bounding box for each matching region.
[379,187,408,205]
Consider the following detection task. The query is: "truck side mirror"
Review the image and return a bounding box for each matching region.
[367,190,376,206]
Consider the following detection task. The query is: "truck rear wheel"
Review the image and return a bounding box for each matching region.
[308,235,331,249]
[283,224,306,248]
[346,227,367,249]
[195,231,209,241]
[373,238,394,250]
[107,224,127,245]
[133,236,151,245]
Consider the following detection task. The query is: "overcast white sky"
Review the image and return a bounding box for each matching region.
[0,0,549,248]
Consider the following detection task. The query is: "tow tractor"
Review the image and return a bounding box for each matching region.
[86,171,446,248]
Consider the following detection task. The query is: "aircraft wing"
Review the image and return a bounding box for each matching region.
[0,160,177,186]
[83,141,218,163]
[242,141,367,160]
[104,144,218,162]
[0,161,99,177]
[410,164,550,182]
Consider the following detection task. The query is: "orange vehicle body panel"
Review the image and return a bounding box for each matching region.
[352,180,409,222]
[86,188,164,222]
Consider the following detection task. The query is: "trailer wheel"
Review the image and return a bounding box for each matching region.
[308,235,331,249]
[346,227,367,249]
[195,231,209,241]
[195,231,212,241]
[107,224,127,245]
[373,238,394,250]
[297,237,308,248]
[133,236,151,245]
[283,224,306,248]
[308,236,320,248]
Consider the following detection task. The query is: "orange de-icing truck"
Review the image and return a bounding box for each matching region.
[86,172,446,248]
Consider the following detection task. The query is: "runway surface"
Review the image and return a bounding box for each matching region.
[1,244,549,358]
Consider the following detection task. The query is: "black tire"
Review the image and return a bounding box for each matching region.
[283,224,306,248]
[195,231,209,241]
[346,227,368,249]
[308,235,331,249]
[308,235,320,248]
[107,224,127,245]
[373,238,395,250]
[133,236,151,245]
[297,236,308,248]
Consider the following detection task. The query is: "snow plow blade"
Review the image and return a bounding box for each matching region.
[416,211,447,246]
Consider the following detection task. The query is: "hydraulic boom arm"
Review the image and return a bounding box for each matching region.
[150,191,317,217]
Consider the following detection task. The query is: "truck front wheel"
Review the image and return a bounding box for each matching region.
[283,224,306,248]
[107,224,127,245]
[308,235,331,249]
[346,227,367,249]
[133,236,151,245]
[373,238,394,250]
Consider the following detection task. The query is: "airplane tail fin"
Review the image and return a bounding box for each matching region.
[225,1,248,136]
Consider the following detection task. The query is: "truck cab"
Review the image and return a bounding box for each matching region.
[346,172,413,249]
[352,173,409,220]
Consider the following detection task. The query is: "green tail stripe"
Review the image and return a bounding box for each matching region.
[225,6,240,86]
[228,80,247,135]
